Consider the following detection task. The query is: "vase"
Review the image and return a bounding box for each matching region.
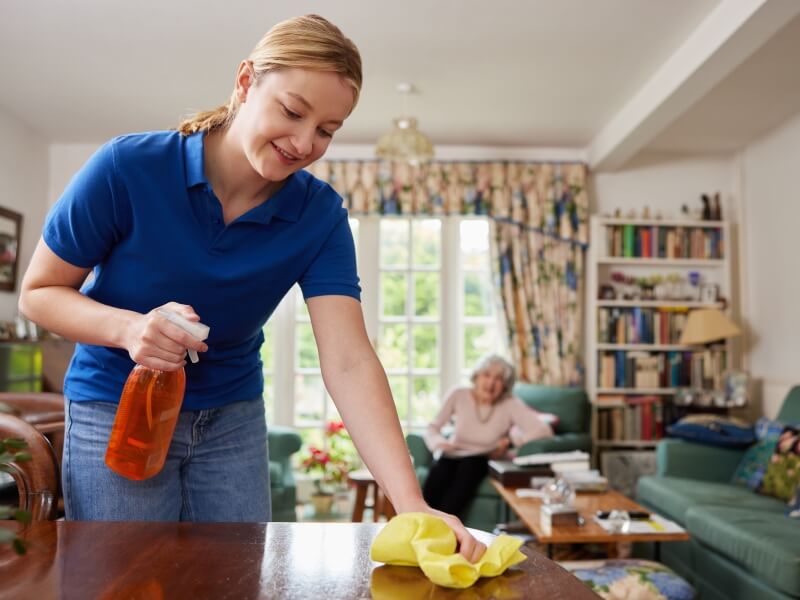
[310,493,334,516]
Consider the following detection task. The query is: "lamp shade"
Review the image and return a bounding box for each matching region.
[679,309,742,345]
[375,117,434,164]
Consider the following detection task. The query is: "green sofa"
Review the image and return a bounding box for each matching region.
[406,383,591,532]
[636,386,800,600]
[268,426,302,521]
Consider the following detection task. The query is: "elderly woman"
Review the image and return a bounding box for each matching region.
[422,354,554,515]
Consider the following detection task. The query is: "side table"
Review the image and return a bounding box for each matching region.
[348,469,395,522]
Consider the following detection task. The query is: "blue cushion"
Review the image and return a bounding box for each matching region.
[666,414,754,448]
[731,417,788,490]
[788,484,800,518]
[563,559,695,600]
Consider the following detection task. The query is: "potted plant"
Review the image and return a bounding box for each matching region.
[300,421,357,515]
[0,404,31,554]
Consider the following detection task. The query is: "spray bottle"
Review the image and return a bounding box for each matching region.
[105,308,210,480]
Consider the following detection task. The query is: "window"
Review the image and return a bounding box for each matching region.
[263,216,505,437]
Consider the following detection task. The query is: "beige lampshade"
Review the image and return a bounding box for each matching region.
[679,309,742,345]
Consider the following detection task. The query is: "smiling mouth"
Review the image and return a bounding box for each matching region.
[272,142,300,162]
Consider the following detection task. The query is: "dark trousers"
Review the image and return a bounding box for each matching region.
[422,454,489,517]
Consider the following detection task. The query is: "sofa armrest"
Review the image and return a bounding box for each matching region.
[516,433,592,456]
[656,438,745,482]
[406,433,433,469]
[268,426,303,487]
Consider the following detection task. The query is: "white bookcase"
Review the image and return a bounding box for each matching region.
[586,215,734,465]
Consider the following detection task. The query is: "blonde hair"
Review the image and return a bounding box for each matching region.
[178,14,362,135]
[470,354,516,403]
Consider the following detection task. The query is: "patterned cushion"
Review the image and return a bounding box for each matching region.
[730,417,785,490]
[666,414,754,448]
[759,425,800,501]
[562,559,695,600]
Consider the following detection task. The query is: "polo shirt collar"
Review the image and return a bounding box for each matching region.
[183,131,303,224]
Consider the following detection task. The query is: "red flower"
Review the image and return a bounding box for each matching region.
[326,421,346,435]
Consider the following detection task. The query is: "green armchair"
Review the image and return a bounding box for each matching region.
[267,426,302,522]
[406,383,591,532]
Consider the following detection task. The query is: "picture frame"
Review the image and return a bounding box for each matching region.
[0,207,23,292]
[700,283,718,304]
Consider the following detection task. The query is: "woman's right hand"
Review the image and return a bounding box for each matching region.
[124,302,208,371]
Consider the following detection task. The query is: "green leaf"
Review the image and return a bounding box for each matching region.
[14,509,30,524]
[2,438,27,450]
[12,538,26,555]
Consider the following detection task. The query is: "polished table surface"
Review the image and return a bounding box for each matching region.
[0,521,600,599]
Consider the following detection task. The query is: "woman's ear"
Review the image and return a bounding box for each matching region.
[234,60,255,103]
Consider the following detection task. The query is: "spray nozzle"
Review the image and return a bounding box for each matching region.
[157,308,210,364]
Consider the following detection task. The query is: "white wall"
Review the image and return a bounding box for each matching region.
[48,143,100,208]
[740,112,800,418]
[0,111,49,320]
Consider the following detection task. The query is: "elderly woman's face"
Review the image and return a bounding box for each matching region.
[474,365,506,403]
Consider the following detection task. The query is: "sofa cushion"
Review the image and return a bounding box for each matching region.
[686,506,800,597]
[666,414,754,448]
[759,425,800,501]
[637,476,786,523]
[731,417,787,490]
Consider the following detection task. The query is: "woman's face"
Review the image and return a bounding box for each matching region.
[474,365,506,403]
[233,66,355,181]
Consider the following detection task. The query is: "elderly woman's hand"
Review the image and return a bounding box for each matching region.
[488,436,511,459]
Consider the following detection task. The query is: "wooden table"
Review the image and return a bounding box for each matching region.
[348,469,396,522]
[0,521,599,599]
[491,480,689,559]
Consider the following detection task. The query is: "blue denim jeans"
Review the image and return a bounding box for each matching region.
[63,397,271,522]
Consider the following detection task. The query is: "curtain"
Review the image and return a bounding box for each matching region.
[307,160,589,385]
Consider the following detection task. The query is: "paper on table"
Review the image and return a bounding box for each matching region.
[593,513,685,535]
[515,488,546,498]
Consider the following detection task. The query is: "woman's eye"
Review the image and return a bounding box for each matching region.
[282,106,301,119]
[318,128,333,138]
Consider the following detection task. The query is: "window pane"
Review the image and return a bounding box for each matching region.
[378,324,408,369]
[349,218,359,251]
[464,324,501,369]
[294,285,309,320]
[380,220,409,267]
[388,376,409,421]
[296,323,319,368]
[261,322,274,370]
[381,272,407,316]
[460,220,490,270]
[412,219,441,267]
[263,375,274,423]
[413,325,438,369]
[464,272,494,317]
[295,373,326,425]
[325,395,341,423]
[412,377,440,425]
[414,272,439,317]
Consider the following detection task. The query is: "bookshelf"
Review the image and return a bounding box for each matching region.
[586,215,734,467]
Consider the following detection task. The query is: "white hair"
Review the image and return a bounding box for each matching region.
[469,354,516,402]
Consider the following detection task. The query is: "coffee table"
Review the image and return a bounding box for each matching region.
[490,480,689,559]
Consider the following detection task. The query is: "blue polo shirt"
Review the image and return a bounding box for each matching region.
[44,130,360,410]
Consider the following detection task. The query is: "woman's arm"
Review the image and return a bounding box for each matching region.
[423,390,457,453]
[307,294,485,562]
[19,238,207,371]
[508,396,554,447]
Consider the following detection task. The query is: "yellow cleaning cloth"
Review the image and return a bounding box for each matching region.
[369,513,526,589]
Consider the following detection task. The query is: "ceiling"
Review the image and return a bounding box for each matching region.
[1,0,798,169]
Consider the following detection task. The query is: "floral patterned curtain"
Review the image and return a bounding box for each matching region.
[307,160,589,385]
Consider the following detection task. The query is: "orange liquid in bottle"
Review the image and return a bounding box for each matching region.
[105,365,186,480]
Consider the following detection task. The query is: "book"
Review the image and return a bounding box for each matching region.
[512,450,590,467]
[488,460,554,487]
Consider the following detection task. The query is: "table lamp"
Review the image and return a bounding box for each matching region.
[679,309,741,346]
[679,309,744,405]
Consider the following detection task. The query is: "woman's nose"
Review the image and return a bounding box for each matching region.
[290,126,315,157]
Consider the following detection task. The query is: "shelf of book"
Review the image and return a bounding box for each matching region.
[586,214,735,471]
[597,258,724,267]
[597,300,723,309]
